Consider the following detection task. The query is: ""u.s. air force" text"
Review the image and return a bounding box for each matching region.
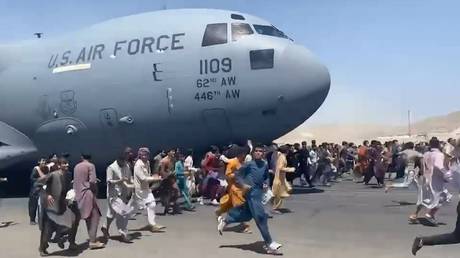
[48,33,185,69]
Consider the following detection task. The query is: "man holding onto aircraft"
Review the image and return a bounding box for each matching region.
[73,154,105,250]
[133,147,166,232]
[217,145,282,254]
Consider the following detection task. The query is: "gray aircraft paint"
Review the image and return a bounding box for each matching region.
[0,9,330,168]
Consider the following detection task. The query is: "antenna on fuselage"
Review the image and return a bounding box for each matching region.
[34,32,43,39]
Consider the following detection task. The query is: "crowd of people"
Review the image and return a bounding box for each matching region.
[28,143,285,256]
[23,136,460,256]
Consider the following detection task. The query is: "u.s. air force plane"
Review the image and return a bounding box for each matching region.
[0,9,330,169]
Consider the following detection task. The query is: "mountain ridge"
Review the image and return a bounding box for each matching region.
[277,111,460,143]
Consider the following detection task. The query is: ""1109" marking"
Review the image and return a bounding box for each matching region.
[200,58,232,75]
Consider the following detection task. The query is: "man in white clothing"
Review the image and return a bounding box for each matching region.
[184,149,198,197]
[101,154,135,243]
[409,138,450,226]
[133,147,166,232]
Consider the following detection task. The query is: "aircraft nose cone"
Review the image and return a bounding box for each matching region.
[282,45,331,103]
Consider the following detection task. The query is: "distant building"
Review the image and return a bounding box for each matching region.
[377,134,426,143]
[378,126,460,143]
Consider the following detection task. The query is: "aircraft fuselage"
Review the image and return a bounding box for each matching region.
[0,9,330,166]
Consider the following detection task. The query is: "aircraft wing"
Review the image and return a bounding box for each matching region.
[0,121,37,169]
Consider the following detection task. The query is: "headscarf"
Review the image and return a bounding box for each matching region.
[137,147,151,160]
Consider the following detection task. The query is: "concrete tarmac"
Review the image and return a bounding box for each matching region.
[0,179,458,258]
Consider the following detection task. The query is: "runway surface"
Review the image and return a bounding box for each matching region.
[0,178,458,258]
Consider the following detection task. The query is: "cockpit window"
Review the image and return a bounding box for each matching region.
[253,25,288,39]
[202,23,228,47]
[231,14,245,20]
[232,23,253,41]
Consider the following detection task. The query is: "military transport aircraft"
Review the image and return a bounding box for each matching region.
[0,9,330,169]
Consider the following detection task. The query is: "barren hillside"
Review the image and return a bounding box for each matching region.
[277,111,460,144]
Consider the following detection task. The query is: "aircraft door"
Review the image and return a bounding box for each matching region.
[202,108,233,145]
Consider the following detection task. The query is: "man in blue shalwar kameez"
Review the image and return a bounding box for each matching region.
[217,145,282,254]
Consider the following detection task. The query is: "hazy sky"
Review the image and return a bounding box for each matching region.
[1,0,458,125]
